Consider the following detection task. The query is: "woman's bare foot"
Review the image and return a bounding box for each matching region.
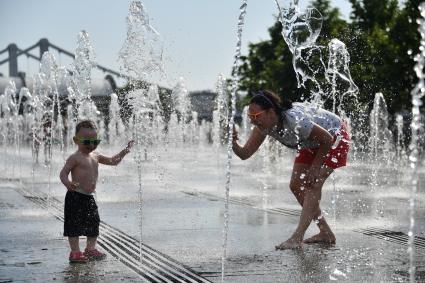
[303,232,336,244]
[275,238,303,250]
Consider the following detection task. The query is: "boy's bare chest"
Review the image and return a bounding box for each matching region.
[77,156,98,173]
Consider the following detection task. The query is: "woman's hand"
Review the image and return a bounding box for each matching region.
[232,125,238,146]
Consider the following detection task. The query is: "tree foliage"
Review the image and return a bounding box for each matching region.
[237,0,423,115]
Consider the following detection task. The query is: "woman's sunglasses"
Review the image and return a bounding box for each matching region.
[77,137,102,146]
[247,110,266,120]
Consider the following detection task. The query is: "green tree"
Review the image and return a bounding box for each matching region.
[237,0,423,115]
[346,0,418,113]
[238,0,347,104]
[237,21,298,100]
[349,0,399,30]
[388,0,422,111]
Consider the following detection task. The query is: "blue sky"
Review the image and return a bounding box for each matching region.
[0,0,352,91]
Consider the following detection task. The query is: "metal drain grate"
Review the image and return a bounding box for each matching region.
[0,202,16,209]
[354,227,425,249]
[185,191,425,253]
[19,186,211,283]
[182,191,301,217]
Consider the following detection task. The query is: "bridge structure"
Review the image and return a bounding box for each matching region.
[0,38,128,115]
[0,38,128,80]
[0,38,220,124]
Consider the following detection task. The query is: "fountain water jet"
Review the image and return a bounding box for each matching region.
[212,74,229,148]
[119,0,165,266]
[275,0,325,103]
[327,39,359,114]
[108,93,125,146]
[72,31,98,121]
[407,3,425,281]
[33,51,65,206]
[172,77,192,146]
[221,1,248,282]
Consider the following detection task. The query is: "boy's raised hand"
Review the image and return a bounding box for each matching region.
[125,140,135,153]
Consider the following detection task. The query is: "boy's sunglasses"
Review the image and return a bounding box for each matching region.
[77,137,101,146]
[247,110,266,120]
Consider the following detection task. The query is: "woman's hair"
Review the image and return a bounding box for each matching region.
[249,90,292,113]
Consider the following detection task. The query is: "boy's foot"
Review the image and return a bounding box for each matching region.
[84,248,106,260]
[69,251,88,263]
[303,232,336,244]
[275,238,302,250]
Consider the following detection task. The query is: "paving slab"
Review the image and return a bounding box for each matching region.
[1,147,425,282]
[0,184,140,283]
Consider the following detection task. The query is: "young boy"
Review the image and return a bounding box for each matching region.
[60,120,134,263]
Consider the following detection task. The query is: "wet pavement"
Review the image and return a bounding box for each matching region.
[0,181,141,282]
[1,146,425,282]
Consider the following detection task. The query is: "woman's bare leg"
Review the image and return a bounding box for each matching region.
[275,163,334,250]
[289,164,335,244]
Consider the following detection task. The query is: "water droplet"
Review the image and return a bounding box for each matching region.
[332,268,347,278]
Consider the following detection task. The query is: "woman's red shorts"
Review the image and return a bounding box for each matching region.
[294,122,350,169]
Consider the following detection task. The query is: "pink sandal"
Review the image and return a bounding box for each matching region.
[69,251,88,263]
[84,248,106,260]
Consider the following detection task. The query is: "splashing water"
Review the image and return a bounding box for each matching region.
[326,39,361,166]
[125,85,151,263]
[119,0,164,81]
[275,0,325,102]
[407,3,425,282]
[71,30,98,120]
[172,77,191,145]
[108,93,126,146]
[17,87,32,178]
[395,114,406,163]
[119,0,165,266]
[327,39,359,113]
[395,113,406,190]
[369,93,396,217]
[55,67,69,156]
[18,87,32,177]
[275,0,358,109]
[35,52,62,206]
[222,1,248,282]
[369,93,395,164]
[212,74,228,148]
[276,0,320,52]
[3,81,18,177]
